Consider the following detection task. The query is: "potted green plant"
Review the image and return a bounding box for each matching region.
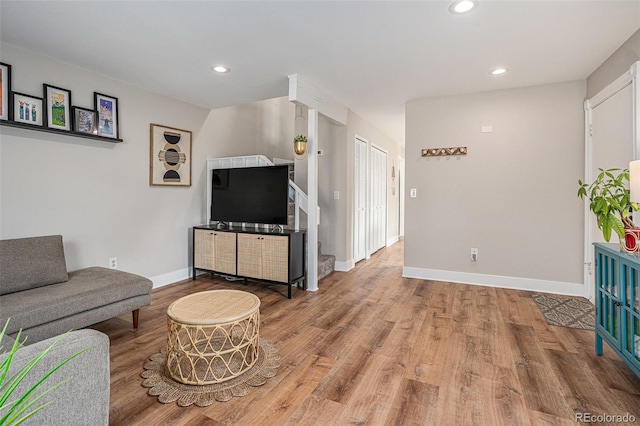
[293,134,307,156]
[578,168,639,249]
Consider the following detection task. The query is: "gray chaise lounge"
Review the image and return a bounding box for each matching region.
[0,235,152,343]
[0,329,110,425]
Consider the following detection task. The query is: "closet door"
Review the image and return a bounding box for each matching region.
[370,146,387,254]
[354,137,368,263]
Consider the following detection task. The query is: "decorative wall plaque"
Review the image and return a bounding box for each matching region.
[421,147,467,157]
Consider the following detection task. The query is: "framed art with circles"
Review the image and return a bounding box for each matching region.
[149,123,192,186]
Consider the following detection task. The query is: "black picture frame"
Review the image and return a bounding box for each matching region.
[94,92,119,139]
[72,106,98,135]
[43,84,72,131]
[0,62,11,121]
[12,92,43,126]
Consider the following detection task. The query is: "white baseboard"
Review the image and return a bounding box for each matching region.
[402,266,585,297]
[334,259,355,272]
[386,235,399,246]
[149,268,192,289]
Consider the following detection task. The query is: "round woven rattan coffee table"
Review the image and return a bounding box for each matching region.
[166,289,260,385]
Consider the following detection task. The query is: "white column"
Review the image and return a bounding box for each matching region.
[307,109,319,291]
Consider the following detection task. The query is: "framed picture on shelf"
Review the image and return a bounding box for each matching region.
[12,92,43,126]
[94,92,119,138]
[149,123,192,186]
[43,84,72,131]
[0,62,11,121]
[72,106,97,135]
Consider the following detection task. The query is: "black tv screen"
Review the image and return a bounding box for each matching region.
[210,165,290,225]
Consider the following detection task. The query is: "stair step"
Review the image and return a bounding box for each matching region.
[317,241,335,280]
[318,254,336,281]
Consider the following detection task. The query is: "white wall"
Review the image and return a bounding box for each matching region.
[404,81,586,295]
[317,116,347,261]
[0,44,294,286]
[198,97,294,161]
[587,28,640,98]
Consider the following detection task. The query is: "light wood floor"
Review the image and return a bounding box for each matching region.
[94,241,640,425]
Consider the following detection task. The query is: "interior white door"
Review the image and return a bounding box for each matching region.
[354,137,367,263]
[369,145,387,255]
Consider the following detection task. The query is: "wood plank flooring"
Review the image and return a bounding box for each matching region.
[93,241,640,425]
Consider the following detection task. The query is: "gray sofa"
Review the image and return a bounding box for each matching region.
[0,235,153,343]
[0,329,110,425]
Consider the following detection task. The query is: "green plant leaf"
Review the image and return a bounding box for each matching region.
[610,214,625,239]
[607,198,622,210]
[0,320,89,426]
[602,215,612,242]
[578,187,587,198]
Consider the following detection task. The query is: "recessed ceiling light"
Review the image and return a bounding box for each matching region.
[449,0,477,14]
[490,68,507,75]
[211,65,230,73]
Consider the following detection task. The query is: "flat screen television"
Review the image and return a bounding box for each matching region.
[210,165,290,225]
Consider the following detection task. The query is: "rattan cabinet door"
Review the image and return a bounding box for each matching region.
[261,235,289,283]
[194,229,215,271]
[237,233,263,279]
[214,231,237,275]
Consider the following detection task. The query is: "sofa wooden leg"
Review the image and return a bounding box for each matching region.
[132,309,139,329]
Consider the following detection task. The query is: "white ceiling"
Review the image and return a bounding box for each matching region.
[1,1,639,145]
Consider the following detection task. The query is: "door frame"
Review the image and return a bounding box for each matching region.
[398,156,405,237]
[354,134,369,263]
[583,61,640,301]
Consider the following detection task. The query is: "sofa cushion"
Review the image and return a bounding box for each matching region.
[0,235,69,295]
[1,329,110,425]
[0,266,152,335]
[0,331,16,354]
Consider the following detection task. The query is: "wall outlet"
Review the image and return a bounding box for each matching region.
[410,188,417,198]
[109,257,118,269]
[471,248,478,261]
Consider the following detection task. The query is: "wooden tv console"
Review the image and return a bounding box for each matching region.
[192,225,306,299]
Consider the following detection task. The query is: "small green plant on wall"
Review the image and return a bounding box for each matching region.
[578,168,638,242]
[293,134,308,156]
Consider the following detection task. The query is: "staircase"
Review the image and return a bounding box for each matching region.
[206,155,336,283]
[318,242,336,280]
[286,162,335,281]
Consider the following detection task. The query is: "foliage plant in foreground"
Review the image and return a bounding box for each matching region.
[0,320,87,426]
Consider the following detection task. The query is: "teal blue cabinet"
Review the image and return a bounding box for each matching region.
[594,243,640,378]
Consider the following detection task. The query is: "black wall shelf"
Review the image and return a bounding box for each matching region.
[0,120,123,143]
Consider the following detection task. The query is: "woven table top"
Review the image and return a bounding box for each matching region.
[167,290,260,325]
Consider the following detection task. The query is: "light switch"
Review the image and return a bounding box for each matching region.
[333,191,340,200]
[410,188,417,198]
[481,125,493,133]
